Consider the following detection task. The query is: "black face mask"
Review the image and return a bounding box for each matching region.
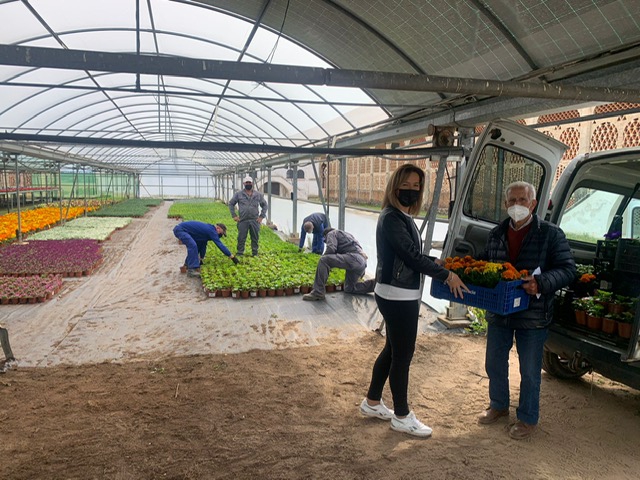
[244,184,253,191]
[397,189,421,207]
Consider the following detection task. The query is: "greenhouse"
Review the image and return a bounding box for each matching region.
[2,1,640,478]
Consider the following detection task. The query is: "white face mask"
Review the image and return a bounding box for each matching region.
[507,204,530,223]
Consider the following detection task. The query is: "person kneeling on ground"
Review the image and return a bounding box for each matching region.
[302,227,375,301]
[173,220,239,277]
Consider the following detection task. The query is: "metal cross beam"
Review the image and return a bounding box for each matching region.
[1,44,639,103]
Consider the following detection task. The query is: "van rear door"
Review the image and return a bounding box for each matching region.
[443,119,566,259]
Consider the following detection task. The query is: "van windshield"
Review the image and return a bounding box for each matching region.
[559,187,640,243]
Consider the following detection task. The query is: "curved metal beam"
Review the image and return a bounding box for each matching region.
[469,0,538,70]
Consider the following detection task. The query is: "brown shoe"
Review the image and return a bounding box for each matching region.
[478,408,509,424]
[509,420,537,440]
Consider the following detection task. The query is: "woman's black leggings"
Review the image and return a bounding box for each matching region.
[366,295,420,417]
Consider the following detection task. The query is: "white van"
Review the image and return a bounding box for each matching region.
[442,119,640,389]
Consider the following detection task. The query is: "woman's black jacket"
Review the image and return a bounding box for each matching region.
[375,206,450,290]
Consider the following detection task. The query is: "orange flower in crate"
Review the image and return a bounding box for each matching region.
[433,256,530,315]
[579,273,596,283]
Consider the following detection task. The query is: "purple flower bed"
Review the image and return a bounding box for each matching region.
[0,274,63,303]
[0,239,103,275]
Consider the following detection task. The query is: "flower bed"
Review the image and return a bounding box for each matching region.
[0,239,103,276]
[170,201,347,298]
[28,216,132,241]
[200,253,343,298]
[89,199,162,217]
[431,256,530,315]
[0,206,95,243]
[0,274,63,304]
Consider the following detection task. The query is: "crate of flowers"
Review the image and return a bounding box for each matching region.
[431,256,530,315]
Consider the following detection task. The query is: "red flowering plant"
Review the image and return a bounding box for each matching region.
[443,256,528,289]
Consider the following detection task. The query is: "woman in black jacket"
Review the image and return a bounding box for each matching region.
[359,163,468,437]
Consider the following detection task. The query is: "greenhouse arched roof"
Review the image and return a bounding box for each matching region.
[1,0,640,175]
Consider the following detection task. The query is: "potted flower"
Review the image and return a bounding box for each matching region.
[608,294,628,315]
[618,311,635,339]
[602,312,620,335]
[572,297,591,326]
[594,289,613,307]
[574,269,597,297]
[586,303,606,330]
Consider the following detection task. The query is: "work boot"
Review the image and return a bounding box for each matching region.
[478,408,509,424]
[187,268,201,277]
[302,291,325,301]
[509,420,537,440]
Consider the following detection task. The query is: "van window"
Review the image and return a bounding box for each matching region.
[559,188,623,243]
[463,144,545,223]
[633,207,640,238]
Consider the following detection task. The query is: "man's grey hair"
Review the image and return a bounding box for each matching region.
[505,181,536,200]
[303,221,314,233]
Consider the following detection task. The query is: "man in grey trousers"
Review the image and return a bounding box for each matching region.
[303,228,375,301]
[228,176,268,256]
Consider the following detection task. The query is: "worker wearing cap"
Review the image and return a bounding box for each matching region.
[228,175,268,256]
[173,220,238,277]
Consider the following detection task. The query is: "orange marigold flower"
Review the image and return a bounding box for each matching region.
[579,273,596,283]
[502,270,518,280]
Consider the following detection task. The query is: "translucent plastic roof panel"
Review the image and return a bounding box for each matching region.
[1,0,640,175]
[0,0,385,173]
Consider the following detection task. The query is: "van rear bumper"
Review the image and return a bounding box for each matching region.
[546,325,640,391]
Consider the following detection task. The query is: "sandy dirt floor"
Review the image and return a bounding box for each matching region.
[1,202,640,480]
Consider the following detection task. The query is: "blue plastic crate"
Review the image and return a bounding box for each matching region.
[430,279,529,315]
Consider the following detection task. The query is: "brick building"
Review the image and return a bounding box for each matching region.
[321,102,640,214]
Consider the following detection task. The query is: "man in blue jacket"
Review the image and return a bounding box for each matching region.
[173,221,239,277]
[298,212,329,254]
[477,181,575,440]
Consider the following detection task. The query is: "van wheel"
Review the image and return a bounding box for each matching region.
[542,347,590,379]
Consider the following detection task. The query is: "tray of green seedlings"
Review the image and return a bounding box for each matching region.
[90,198,162,217]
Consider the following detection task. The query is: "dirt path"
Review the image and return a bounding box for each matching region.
[1,202,386,366]
[1,202,640,479]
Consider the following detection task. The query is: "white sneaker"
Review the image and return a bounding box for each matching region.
[360,398,394,420]
[390,411,433,437]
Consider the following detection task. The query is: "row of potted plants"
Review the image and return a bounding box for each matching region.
[27,216,133,241]
[572,290,637,338]
[89,198,162,217]
[206,281,346,299]
[200,253,345,298]
[0,274,63,304]
[0,205,96,243]
[0,239,103,276]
